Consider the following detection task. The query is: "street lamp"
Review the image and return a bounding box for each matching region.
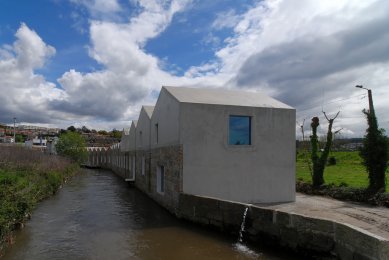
[355,85,374,116]
[13,117,16,144]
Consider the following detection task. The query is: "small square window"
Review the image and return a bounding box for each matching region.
[229,116,251,145]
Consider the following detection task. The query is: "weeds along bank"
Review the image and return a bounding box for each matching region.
[0,146,79,256]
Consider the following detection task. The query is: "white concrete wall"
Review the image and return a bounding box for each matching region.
[120,131,130,152]
[180,103,296,204]
[151,88,180,147]
[128,121,137,151]
[136,107,152,150]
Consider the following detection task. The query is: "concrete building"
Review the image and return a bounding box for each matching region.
[120,128,130,152]
[90,86,296,211]
[136,106,154,150]
[151,86,295,205]
[0,136,14,143]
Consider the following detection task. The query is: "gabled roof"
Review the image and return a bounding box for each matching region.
[131,120,138,127]
[163,86,293,109]
[142,106,155,118]
[122,128,130,135]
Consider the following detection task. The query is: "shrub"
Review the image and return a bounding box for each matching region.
[56,132,87,163]
[328,156,337,166]
[296,180,389,207]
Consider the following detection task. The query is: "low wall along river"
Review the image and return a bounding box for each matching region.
[177,194,389,259]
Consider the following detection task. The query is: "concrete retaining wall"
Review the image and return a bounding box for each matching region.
[177,194,389,260]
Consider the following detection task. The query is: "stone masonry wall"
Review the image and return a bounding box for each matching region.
[134,150,150,193]
[135,145,183,214]
[178,194,389,260]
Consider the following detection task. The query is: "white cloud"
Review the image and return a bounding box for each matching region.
[212,9,240,30]
[53,0,193,122]
[70,0,121,17]
[0,23,64,124]
[14,23,56,69]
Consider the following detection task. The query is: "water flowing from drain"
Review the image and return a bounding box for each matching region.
[233,206,261,258]
[238,207,249,243]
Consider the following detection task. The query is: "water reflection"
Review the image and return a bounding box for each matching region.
[3,169,294,260]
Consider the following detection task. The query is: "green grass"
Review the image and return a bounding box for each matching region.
[296,151,389,190]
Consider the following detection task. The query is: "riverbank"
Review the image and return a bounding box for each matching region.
[0,146,79,257]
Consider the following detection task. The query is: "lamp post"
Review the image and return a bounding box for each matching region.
[355,85,374,116]
[13,117,16,143]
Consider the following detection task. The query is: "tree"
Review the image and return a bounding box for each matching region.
[360,109,388,193]
[67,126,76,132]
[81,126,91,133]
[98,130,108,135]
[310,112,340,187]
[56,132,87,163]
[110,128,122,139]
[15,134,25,143]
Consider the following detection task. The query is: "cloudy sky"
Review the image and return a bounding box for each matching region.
[0,0,388,137]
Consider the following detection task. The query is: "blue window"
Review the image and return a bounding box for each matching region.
[229,116,251,145]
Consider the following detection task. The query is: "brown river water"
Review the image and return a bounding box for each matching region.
[3,169,297,260]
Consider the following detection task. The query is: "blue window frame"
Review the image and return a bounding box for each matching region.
[229,116,251,145]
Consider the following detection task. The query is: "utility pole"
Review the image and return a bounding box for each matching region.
[367,88,374,116]
[355,85,374,116]
[13,117,16,143]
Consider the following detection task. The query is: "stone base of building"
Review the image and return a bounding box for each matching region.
[133,145,183,214]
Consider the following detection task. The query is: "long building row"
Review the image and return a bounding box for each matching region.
[86,86,296,213]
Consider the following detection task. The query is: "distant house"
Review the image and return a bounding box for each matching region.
[94,86,296,210]
[25,137,47,148]
[0,136,14,143]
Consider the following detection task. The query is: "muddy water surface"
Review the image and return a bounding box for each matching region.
[3,169,296,260]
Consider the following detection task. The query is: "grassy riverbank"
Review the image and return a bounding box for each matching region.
[297,151,389,189]
[0,146,79,255]
[296,151,389,207]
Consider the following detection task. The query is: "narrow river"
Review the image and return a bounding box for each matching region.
[3,169,295,260]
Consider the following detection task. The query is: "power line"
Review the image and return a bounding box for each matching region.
[297,93,366,113]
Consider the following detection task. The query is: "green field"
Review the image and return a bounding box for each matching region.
[296,151,389,190]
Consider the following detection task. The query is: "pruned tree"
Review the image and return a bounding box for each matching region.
[310,111,340,187]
